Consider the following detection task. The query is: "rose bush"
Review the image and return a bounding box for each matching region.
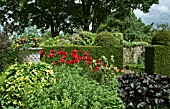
[42,49,126,84]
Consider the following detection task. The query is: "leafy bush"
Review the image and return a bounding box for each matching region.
[152,30,170,45]
[40,36,60,46]
[118,73,170,109]
[0,62,124,109]
[0,62,57,108]
[95,31,118,46]
[53,64,124,109]
[67,31,97,45]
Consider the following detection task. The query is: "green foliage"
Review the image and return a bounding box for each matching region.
[43,45,123,69]
[145,45,170,76]
[0,62,57,108]
[0,62,124,109]
[98,12,154,42]
[40,36,60,46]
[66,31,97,46]
[95,31,118,46]
[53,65,124,109]
[0,0,158,36]
[152,30,170,45]
[0,49,18,72]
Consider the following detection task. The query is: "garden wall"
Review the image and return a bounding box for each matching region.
[123,46,145,64]
[145,45,170,76]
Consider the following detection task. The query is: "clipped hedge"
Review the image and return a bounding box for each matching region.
[145,45,170,76]
[43,45,123,69]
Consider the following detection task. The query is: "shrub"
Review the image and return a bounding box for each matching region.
[40,36,60,46]
[67,31,97,45]
[0,62,57,108]
[95,31,118,46]
[152,30,170,45]
[118,73,170,109]
[0,62,124,109]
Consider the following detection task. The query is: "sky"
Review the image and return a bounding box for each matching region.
[134,0,170,25]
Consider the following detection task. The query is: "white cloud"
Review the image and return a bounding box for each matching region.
[153,5,169,13]
[134,0,170,25]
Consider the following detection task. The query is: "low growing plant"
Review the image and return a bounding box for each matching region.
[0,62,124,109]
[118,73,170,109]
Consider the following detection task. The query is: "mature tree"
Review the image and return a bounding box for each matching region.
[97,12,154,41]
[0,0,71,37]
[0,0,159,37]
[68,0,159,33]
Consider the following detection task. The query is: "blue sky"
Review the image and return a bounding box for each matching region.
[134,0,170,25]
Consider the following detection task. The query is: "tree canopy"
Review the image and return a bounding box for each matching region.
[0,0,159,37]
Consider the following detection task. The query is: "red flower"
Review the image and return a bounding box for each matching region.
[53,62,57,65]
[59,58,65,63]
[78,56,83,60]
[78,50,82,53]
[92,69,95,73]
[96,60,103,66]
[40,50,45,57]
[95,66,99,71]
[72,50,77,54]
[74,59,80,63]
[62,55,67,59]
[48,53,54,58]
[66,60,74,65]
[50,49,56,54]
[84,52,89,56]
[87,61,92,64]
[84,56,92,61]
[56,51,61,55]
[72,53,78,59]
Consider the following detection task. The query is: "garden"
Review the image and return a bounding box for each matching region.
[0,27,170,109]
[0,0,170,109]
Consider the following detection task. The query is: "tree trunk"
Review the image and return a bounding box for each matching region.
[50,17,59,38]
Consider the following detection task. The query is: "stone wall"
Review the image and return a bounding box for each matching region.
[124,46,145,64]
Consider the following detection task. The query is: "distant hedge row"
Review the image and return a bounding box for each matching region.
[145,45,170,76]
[43,45,123,69]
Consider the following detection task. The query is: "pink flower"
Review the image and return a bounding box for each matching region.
[48,53,54,58]
[50,49,56,54]
[92,69,95,73]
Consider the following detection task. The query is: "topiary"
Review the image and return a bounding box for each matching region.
[152,30,170,45]
[95,31,118,46]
